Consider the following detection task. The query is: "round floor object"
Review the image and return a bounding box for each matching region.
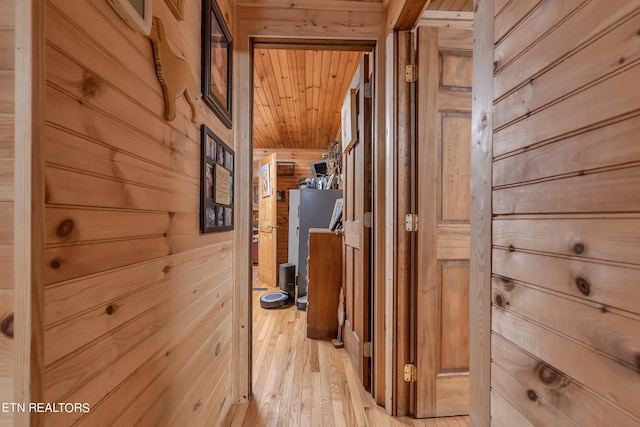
[296,295,307,311]
[260,292,290,309]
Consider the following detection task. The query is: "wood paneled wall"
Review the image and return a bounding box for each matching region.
[41,0,235,425]
[254,148,326,269]
[0,0,13,422]
[485,1,640,425]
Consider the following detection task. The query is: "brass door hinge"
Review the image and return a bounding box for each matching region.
[405,65,417,83]
[404,364,417,382]
[363,342,372,358]
[405,214,418,232]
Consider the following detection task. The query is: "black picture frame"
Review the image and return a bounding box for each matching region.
[202,0,232,128]
[201,125,234,233]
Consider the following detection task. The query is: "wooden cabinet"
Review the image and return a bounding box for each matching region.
[306,228,342,340]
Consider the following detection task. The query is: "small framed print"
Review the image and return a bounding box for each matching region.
[202,0,232,128]
[201,125,234,232]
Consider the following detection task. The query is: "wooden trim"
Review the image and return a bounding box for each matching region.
[390,29,413,417]
[393,0,432,31]
[422,10,474,20]
[231,31,252,404]
[469,0,493,425]
[252,38,375,51]
[14,0,45,425]
[373,34,387,408]
[234,3,386,408]
[418,10,474,30]
[383,28,394,413]
[235,0,383,13]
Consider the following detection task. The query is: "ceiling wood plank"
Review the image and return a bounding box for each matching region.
[253,48,363,150]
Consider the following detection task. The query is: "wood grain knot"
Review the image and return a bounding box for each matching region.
[527,389,537,401]
[536,364,559,385]
[495,293,504,307]
[215,342,221,356]
[168,211,175,218]
[508,245,515,252]
[82,74,102,98]
[474,3,479,12]
[493,61,498,72]
[1,313,13,339]
[575,277,590,296]
[619,57,626,64]
[163,265,172,274]
[573,243,585,254]
[50,259,62,269]
[193,402,202,411]
[105,305,116,315]
[56,219,75,238]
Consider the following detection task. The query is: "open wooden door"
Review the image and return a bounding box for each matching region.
[343,53,373,390]
[258,153,278,286]
[414,25,473,417]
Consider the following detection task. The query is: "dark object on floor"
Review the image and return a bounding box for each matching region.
[260,263,296,310]
[259,292,290,309]
[296,295,307,311]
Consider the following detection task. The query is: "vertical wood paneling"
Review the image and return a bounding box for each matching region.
[469,0,493,425]
[486,1,640,425]
[0,7,13,422]
[41,0,235,425]
[14,0,46,424]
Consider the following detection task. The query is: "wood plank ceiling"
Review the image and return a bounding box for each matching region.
[253,48,362,150]
[250,0,473,151]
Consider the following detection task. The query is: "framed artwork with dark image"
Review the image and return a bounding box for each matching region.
[202,0,232,128]
[201,124,234,232]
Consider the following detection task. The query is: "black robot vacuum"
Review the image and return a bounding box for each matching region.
[260,263,296,309]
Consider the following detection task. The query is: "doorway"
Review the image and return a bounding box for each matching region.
[247,39,379,403]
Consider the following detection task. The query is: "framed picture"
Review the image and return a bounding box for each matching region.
[201,125,234,232]
[276,190,286,202]
[202,0,232,128]
[341,89,357,153]
[260,163,271,198]
[329,198,343,231]
[107,0,153,35]
[164,0,184,20]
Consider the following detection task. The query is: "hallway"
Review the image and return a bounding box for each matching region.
[222,275,470,426]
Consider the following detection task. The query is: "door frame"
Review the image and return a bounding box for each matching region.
[232,6,387,406]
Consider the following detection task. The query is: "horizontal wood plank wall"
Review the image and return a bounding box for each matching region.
[254,149,326,270]
[490,1,640,425]
[0,0,13,423]
[42,0,235,425]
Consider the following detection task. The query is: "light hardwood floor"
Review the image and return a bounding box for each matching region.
[222,274,470,427]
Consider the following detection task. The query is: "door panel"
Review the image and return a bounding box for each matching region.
[258,153,277,286]
[415,25,473,417]
[343,53,372,390]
